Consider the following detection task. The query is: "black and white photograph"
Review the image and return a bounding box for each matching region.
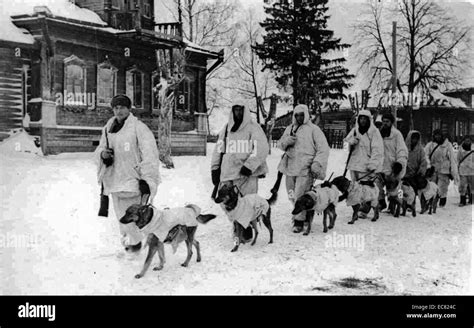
[0,0,473,313]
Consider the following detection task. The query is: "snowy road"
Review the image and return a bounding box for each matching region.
[0,141,472,295]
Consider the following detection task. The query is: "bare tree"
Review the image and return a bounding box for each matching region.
[225,8,278,121]
[164,0,237,47]
[153,48,187,169]
[354,0,471,128]
[163,0,239,134]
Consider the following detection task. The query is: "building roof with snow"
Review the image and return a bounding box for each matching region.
[0,0,222,59]
[0,3,35,45]
[428,88,467,108]
[5,0,107,26]
[183,38,222,59]
[0,0,107,46]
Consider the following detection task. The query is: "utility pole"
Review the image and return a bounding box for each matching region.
[391,21,397,128]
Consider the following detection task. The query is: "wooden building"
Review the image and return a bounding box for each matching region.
[272,109,353,148]
[273,87,474,148]
[0,17,37,142]
[0,0,223,155]
[379,87,474,145]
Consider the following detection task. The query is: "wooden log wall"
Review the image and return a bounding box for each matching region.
[0,46,31,141]
[41,126,207,156]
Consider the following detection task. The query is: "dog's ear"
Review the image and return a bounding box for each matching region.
[138,205,153,222]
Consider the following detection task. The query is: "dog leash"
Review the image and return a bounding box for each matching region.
[312,172,334,190]
[355,170,377,182]
[233,184,244,197]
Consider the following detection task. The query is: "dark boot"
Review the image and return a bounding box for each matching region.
[439,197,447,207]
[459,195,467,207]
[292,219,304,233]
[470,193,473,205]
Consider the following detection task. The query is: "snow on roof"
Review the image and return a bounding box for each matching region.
[428,88,467,108]
[5,0,107,26]
[0,4,35,44]
[183,38,220,57]
[0,0,107,44]
[444,87,474,94]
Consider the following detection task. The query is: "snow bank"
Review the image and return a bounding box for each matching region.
[0,130,43,157]
[0,145,471,295]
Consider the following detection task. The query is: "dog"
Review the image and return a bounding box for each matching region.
[382,162,405,217]
[291,184,339,234]
[215,184,275,252]
[119,204,216,279]
[331,176,380,224]
[384,174,403,218]
[400,179,417,217]
[413,175,439,214]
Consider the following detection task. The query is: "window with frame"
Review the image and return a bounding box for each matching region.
[126,68,144,108]
[456,120,467,137]
[64,55,87,105]
[432,117,441,132]
[176,79,190,113]
[143,0,152,17]
[97,62,117,106]
[175,68,196,114]
[111,0,120,9]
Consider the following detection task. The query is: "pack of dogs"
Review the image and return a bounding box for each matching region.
[119,168,442,279]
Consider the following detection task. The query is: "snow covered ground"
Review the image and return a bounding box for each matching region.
[0,138,472,295]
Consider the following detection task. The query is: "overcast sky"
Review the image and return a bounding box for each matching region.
[156,0,474,20]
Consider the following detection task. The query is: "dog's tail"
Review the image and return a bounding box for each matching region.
[267,191,278,206]
[196,214,217,224]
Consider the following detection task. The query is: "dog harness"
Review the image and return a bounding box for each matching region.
[346,182,379,207]
[221,194,269,228]
[139,205,201,241]
[418,181,439,200]
[307,185,339,214]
